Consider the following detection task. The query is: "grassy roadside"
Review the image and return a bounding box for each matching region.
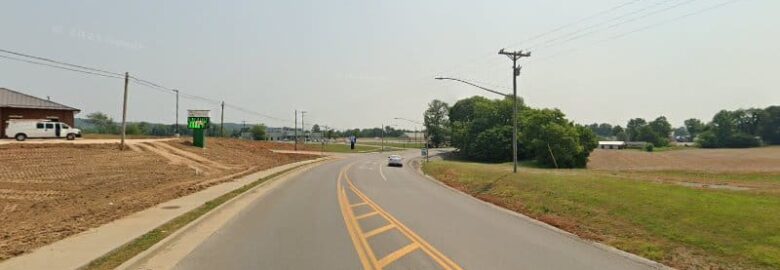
[422,160,780,269]
[83,162,319,270]
[361,141,425,149]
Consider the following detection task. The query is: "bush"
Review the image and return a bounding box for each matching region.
[644,143,654,152]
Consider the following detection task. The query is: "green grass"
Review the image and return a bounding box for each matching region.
[81,133,166,139]
[361,141,425,149]
[300,143,408,153]
[423,161,780,269]
[84,164,313,270]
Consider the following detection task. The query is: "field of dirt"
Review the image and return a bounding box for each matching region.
[0,138,315,260]
[588,146,780,172]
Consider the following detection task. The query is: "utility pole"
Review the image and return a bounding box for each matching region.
[120,72,129,150]
[220,101,225,137]
[301,111,307,144]
[173,89,179,136]
[294,110,298,151]
[498,49,531,173]
[381,123,385,152]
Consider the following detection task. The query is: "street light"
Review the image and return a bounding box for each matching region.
[434,77,519,173]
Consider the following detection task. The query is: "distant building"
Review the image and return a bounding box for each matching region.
[267,127,299,141]
[0,88,80,138]
[598,141,627,150]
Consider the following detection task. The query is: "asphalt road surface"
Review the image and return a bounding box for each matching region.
[171,150,658,270]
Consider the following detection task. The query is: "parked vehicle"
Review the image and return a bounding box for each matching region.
[5,119,81,141]
[387,155,403,167]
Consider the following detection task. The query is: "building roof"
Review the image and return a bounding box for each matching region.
[598,141,627,145]
[0,87,80,111]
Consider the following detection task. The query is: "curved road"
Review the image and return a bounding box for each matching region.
[162,150,659,270]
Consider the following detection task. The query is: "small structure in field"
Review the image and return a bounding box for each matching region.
[598,141,627,150]
[0,87,80,138]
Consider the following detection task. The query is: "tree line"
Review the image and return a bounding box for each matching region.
[584,105,779,148]
[81,112,417,141]
[423,96,598,168]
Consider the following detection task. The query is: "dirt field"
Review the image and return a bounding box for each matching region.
[0,138,315,260]
[588,146,780,172]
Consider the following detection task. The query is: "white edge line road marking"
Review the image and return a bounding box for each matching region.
[378,161,387,181]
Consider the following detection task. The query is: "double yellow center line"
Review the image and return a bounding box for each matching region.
[337,163,463,270]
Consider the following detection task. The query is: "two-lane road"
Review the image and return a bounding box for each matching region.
[168,150,659,270]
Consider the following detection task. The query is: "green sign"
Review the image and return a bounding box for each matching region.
[187,117,210,129]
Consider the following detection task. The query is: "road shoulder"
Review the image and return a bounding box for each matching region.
[410,158,671,270]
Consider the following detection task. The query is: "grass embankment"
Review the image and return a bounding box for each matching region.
[423,161,780,269]
[84,164,313,270]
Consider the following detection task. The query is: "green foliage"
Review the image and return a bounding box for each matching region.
[586,123,614,138]
[684,118,705,140]
[623,116,670,147]
[697,109,762,148]
[424,99,450,148]
[447,96,596,168]
[645,143,654,152]
[758,106,780,145]
[85,112,118,134]
[250,124,267,140]
[522,109,597,168]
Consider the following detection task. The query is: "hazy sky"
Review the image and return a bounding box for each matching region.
[1,0,777,130]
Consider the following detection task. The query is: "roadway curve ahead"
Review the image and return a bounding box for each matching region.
[168,150,659,270]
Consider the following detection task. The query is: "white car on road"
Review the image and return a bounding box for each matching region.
[387,155,403,167]
[5,120,82,141]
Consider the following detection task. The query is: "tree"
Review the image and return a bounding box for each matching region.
[612,125,627,141]
[684,118,705,140]
[697,110,761,148]
[521,108,597,168]
[758,106,780,144]
[311,124,321,133]
[647,116,671,146]
[424,99,450,148]
[85,112,118,134]
[626,118,647,141]
[250,124,267,140]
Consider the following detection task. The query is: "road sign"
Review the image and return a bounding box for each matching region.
[421,148,428,157]
[187,117,210,129]
[187,110,210,148]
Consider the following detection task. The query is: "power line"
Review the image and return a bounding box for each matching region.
[0,48,123,77]
[0,48,293,126]
[436,0,648,78]
[0,54,123,79]
[530,0,701,51]
[533,0,744,64]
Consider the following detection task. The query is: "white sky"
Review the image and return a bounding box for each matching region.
[0,0,777,130]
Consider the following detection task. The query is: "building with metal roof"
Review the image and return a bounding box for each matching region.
[0,87,80,138]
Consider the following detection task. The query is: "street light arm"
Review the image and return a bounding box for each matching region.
[393,117,423,125]
[434,77,510,97]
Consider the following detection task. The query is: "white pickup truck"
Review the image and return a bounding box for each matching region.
[5,119,82,141]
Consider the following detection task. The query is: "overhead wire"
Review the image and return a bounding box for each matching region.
[0,48,295,126]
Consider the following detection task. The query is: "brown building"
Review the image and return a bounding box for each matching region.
[0,88,80,138]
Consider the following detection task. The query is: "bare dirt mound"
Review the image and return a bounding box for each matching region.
[0,138,316,260]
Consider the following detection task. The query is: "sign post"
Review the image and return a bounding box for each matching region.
[187,110,210,148]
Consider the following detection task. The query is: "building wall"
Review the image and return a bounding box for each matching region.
[0,108,77,138]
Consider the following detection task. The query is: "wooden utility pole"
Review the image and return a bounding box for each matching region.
[173,89,179,136]
[498,49,531,173]
[301,111,307,145]
[294,110,298,151]
[220,101,225,137]
[120,72,129,150]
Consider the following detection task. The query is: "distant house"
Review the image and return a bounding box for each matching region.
[0,88,80,138]
[598,141,627,150]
